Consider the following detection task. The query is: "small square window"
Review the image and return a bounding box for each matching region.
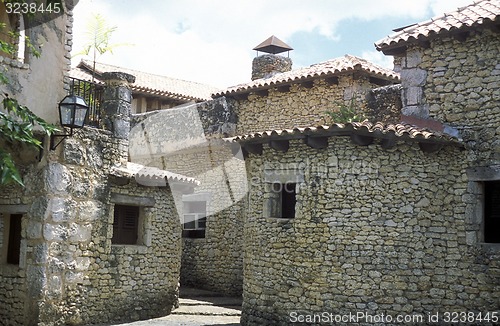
[182,201,206,238]
[112,205,140,245]
[484,181,500,243]
[271,182,297,219]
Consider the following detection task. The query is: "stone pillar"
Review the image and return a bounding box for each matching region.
[400,48,429,118]
[252,54,292,80]
[101,72,135,138]
[100,72,135,165]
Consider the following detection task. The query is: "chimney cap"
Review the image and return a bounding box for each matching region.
[253,35,293,55]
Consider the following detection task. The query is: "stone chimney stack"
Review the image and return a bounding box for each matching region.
[252,35,293,80]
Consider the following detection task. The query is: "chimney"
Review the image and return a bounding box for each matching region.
[252,35,293,80]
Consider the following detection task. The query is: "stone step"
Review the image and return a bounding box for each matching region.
[179,297,242,307]
[172,304,242,316]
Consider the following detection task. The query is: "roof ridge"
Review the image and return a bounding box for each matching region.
[216,54,399,97]
[74,59,219,101]
[79,59,219,88]
[376,0,499,51]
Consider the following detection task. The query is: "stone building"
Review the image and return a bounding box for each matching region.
[215,54,400,134]
[0,3,197,326]
[140,48,402,298]
[217,0,499,324]
[1,0,498,325]
[0,1,76,323]
[70,60,219,114]
[128,96,246,297]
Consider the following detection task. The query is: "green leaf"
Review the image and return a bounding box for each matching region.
[0,95,57,186]
[0,149,24,186]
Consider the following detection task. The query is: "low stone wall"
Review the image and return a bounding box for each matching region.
[241,138,499,325]
[155,146,245,296]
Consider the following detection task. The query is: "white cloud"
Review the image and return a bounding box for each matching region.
[71,0,474,88]
[361,50,394,70]
[429,0,473,16]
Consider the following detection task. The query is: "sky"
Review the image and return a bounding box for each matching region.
[71,0,473,89]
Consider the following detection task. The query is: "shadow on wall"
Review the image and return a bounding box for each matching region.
[128,102,248,223]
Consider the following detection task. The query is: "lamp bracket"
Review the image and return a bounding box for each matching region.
[49,128,73,150]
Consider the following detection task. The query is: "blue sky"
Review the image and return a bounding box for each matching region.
[72,0,472,88]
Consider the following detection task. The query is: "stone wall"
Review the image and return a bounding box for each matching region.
[367,84,402,124]
[0,204,28,325]
[0,256,26,325]
[0,121,183,326]
[234,75,386,135]
[130,100,246,296]
[399,28,500,166]
[395,27,500,251]
[241,138,499,325]
[81,175,181,324]
[0,7,75,322]
[137,144,245,297]
[0,2,73,124]
[37,129,126,325]
[180,199,244,296]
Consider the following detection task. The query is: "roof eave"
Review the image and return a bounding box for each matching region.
[217,69,399,98]
[376,19,500,55]
[225,124,462,147]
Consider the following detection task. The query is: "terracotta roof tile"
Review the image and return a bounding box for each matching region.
[111,162,199,186]
[376,0,500,52]
[214,55,399,97]
[69,60,220,102]
[225,121,461,145]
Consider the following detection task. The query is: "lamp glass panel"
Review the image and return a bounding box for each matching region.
[74,96,87,107]
[59,104,74,126]
[73,107,87,127]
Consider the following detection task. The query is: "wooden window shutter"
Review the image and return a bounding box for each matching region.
[112,205,139,245]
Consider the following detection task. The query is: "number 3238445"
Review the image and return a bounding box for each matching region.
[443,311,498,323]
[5,2,61,14]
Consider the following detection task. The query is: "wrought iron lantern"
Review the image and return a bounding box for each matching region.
[50,95,89,150]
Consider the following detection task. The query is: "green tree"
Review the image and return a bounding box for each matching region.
[74,13,128,81]
[0,22,57,186]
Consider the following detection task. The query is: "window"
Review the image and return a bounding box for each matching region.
[263,167,302,219]
[112,205,140,245]
[272,182,297,219]
[182,201,206,238]
[484,181,500,243]
[0,3,26,62]
[7,214,22,265]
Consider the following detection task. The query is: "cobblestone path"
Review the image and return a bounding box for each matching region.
[112,287,241,326]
